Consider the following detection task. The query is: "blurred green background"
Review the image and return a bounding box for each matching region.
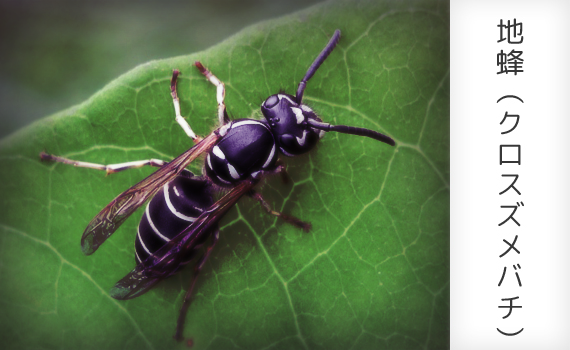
[0,0,323,138]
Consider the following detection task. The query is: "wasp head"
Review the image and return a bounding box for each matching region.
[261,93,324,156]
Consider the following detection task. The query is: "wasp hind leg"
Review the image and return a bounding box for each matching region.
[173,229,220,342]
[39,152,169,176]
[194,61,230,127]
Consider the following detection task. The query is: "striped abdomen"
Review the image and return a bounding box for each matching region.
[135,174,214,268]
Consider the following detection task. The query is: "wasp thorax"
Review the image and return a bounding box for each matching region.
[261,93,322,156]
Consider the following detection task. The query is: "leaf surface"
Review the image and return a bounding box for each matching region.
[0,1,450,349]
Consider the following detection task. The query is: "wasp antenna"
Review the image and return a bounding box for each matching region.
[307,118,395,146]
[296,29,341,103]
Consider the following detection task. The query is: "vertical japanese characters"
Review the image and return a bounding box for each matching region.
[497,19,524,75]
[496,18,524,337]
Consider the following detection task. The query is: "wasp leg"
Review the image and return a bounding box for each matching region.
[273,160,290,184]
[249,190,312,232]
[174,229,220,342]
[194,61,229,127]
[171,70,201,142]
[39,152,168,176]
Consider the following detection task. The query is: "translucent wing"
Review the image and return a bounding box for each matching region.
[109,179,256,300]
[81,131,221,255]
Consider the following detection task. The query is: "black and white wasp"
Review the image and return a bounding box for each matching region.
[40,29,395,341]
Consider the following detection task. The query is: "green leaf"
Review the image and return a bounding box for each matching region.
[0,0,449,349]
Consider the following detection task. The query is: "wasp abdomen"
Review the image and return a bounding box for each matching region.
[135,175,214,266]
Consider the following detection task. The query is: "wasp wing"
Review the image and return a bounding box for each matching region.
[81,131,221,255]
[109,179,256,300]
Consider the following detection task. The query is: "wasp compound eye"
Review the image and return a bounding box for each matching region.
[264,95,279,109]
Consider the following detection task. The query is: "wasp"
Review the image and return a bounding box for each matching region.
[40,29,395,341]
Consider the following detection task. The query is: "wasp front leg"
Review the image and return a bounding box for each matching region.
[249,190,311,232]
[195,61,230,127]
[246,163,311,231]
